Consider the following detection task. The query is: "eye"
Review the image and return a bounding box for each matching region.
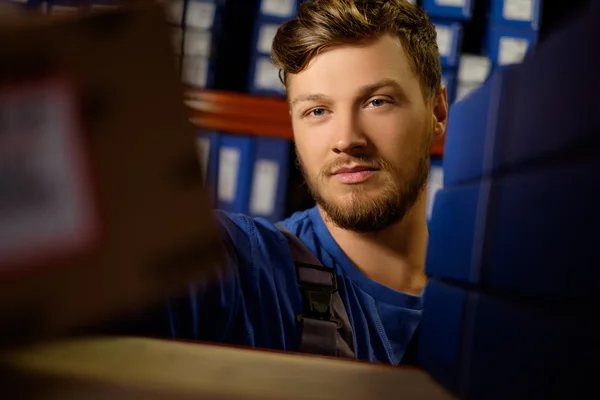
[306,108,328,118]
[368,98,389,108]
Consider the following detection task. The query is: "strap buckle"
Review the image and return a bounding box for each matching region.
[296,263,340,326]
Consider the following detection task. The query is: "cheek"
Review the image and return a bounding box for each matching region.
[366,113,423,156]
[293,126,330,174]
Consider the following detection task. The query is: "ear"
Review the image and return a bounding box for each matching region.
[431,86,449,141]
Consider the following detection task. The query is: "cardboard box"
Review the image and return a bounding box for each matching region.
[0,4,223,346]
[0,336,457,399]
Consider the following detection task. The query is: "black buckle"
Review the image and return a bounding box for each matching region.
[296,263,341,327]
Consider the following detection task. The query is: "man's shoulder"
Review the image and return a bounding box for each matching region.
[277,207,317,237]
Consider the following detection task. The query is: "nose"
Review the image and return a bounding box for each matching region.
[331,110,368,155]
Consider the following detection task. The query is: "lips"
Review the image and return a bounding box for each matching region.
[331,164,379,184]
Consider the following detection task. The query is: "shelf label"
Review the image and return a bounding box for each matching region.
[218,147,240,203]
[186,1,216,30]
[254,57,284,92]
[435,0,466,7]
[184,30,212,57]
[249,159,279,216]
[182,56,209,88]
[261,0,294,18]
[498,36,529,65]
[458,55,491,83]
[435,26,453,58]
[257,23,280,54]
[0,79,98,268]
[503,0,534,22]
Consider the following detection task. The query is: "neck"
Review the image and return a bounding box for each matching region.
[319,191,429,296]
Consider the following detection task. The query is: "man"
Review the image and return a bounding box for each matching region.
[108,0,448,365]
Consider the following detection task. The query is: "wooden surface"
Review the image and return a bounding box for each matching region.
[2,337,456,400]
[186,89,445,158]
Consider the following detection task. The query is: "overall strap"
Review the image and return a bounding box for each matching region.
[276,225,355,359]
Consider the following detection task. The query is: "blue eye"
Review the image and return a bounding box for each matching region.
[369,99,387,107]
[310,108,326,117]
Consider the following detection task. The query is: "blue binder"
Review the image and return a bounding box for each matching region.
[485,26,537,66]
[248,17,286,96]
[490,0,542,30]
[433,21,463,68]
[248,138,291,222]
[422,0,474,21]
[215,134,255,214]
[185,0,221,31]
[258,0,298,21]
[196,131,220,205]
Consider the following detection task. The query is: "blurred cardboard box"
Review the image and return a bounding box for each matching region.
[0,336,457,399]
[0,3,223,346]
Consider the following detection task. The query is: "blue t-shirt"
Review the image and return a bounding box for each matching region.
[112,207,422,364]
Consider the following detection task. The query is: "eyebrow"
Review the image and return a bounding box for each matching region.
[289,78,405,108]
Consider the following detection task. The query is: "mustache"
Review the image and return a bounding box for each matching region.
[319,156,384,178]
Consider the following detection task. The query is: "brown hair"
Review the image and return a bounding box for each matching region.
[271,0,441,97]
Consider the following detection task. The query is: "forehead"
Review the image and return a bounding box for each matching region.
[287,35,420,101]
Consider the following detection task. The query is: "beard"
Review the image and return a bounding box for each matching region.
[296,137,431,233]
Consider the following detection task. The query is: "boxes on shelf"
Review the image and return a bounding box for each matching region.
[258,0,299,21]
[248,16,286,96]
[418,279,593,400]
[490,0,542,30]
[0,3,223,346]
[455,54,490,102]
[485,25,537,66]
[422,0,475,21]
[248,138,291,222]
[433,21,463,68]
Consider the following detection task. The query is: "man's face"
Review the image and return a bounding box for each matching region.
[287,34,446,233]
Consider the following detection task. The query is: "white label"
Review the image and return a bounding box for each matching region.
[406,0,417,4]
[196,137,210,182]
[456,81,480,101]
[249,159,280,216]
[0,81,97,268]
[186,1,216,30]
[257,24,280,54]
[435,0,466,6]
[435,26,452,58]
[458,55,491,83]
[182,56,209,87]
[426,167,444,220]
[503,0,534,22]
[498,36,529,65]
[254,57,284,92]
[260,0,294,17]
[165,0,183,24]
[217,147,241,203]
[184,29,212,56]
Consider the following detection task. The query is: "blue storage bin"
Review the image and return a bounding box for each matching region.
[423,0,474,21]
[489,0,542,30]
